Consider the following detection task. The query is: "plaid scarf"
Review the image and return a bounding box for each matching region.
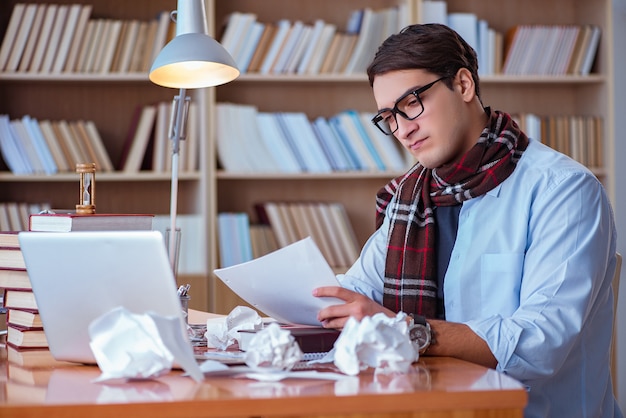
[375,110,529,318]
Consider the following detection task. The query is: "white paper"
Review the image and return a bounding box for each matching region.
[213,237,341,326]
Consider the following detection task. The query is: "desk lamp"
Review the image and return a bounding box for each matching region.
[149,0,239,269]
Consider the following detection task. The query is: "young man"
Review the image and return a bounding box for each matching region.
[314,24,621,418]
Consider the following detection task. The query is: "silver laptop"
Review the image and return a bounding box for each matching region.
[18,231,201,378]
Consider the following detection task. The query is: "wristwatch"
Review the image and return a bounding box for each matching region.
[407,314,432,354]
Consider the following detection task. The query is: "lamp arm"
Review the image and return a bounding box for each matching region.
[168,88,189,269]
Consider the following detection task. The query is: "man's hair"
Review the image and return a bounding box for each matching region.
[367,23,481,97]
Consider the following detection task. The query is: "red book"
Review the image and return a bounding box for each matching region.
[4,289,38,310]
[7,323,48,349]
[238,326,340,353]
[0,267,31,290]
[0,247,25,269]
[28,213,154,232]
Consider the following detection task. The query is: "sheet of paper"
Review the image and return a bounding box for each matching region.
[213,237,342,326]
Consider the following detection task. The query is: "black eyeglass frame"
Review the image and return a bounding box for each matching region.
[371,76,447,135]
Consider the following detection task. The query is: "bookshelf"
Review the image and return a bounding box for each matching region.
[209,0,615,312]
[0,0,212,309]
[0,0,616,315]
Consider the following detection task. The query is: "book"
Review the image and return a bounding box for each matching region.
[63,4,92,72]
[27,4,57,72]
[0,247,26,269]
[17,4,46,72]
[29,213,154,232]
[4,289,37,310]
[7,324,48,349]
[0,268,31,290]
[7,345,72,368]
[38,119,71,172]
[7,308,42,328]
[122,105,157,172]
[51,3,83,73]
[5,3,38,72]
[0,231,20,248]
[40,4,68,73]
[238,326,340,353]
[0,3,26,71]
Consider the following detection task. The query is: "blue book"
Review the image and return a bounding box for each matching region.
[311,117,351,171]
[328,115,362,170]
[344,109,386,171]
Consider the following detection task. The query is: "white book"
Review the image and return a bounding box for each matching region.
[152,100,169,173]
[296,19,325,74]
[17,4,46,72]
[553,26,580,75]
[315,203,350,267]
[116,20,140,73]
[447,13,479,63]
[477,19,490,76]
[328,202,359,265]
[215,103,249,172]
[90,20,112,73]
[580,25,601,75]
[5,3,38,72]
[27,4,57,72]
[420,0,447,24]
[304,23,336,74]
[21,115,57,175]
[219,12,254,59]
[185,101,199,171]
[51,4,83,72]
[236,21,265,73]
[283,24,313,74]
[148,10,172,69]
[83,19,105,72]
[279,112,332,173]
[227,13,257,67]
[98,19,123,73]
[259,19,291,74]
[343,8,374,74]
[294,112,334,172]
[63,4,92,72]
[237,104,279,172]
[123,105,157,173]
[40,4,68,73]
[271,20,304,74]
[255,112,302,173]
[0,3,26,71]
[75,19,96,73]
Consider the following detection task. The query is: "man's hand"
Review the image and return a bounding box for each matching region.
[313,286,396,328]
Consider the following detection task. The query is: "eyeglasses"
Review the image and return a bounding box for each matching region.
[371,77,447,135]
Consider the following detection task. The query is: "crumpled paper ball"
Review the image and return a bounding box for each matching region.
[332,312,418,375]
[88,306,203,382]
[243,322,303,371]
[205,305,263,350]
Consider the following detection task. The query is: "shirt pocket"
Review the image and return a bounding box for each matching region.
[480,253,523,317]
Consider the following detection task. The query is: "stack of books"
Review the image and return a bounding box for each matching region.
[0,231,48,350]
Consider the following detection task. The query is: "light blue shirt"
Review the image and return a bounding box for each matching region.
[338,139,621,418]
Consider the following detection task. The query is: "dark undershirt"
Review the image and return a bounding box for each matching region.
[434,204,461,320]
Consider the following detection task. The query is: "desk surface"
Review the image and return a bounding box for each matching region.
[1,343,527,418]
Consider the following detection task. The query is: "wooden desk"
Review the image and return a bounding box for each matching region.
[0,345,527,418]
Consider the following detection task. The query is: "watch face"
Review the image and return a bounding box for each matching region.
[409,324,430,351]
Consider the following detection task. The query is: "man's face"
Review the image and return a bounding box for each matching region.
[372,69,476,169]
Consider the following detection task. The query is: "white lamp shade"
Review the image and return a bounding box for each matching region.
[149,33,240,89]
